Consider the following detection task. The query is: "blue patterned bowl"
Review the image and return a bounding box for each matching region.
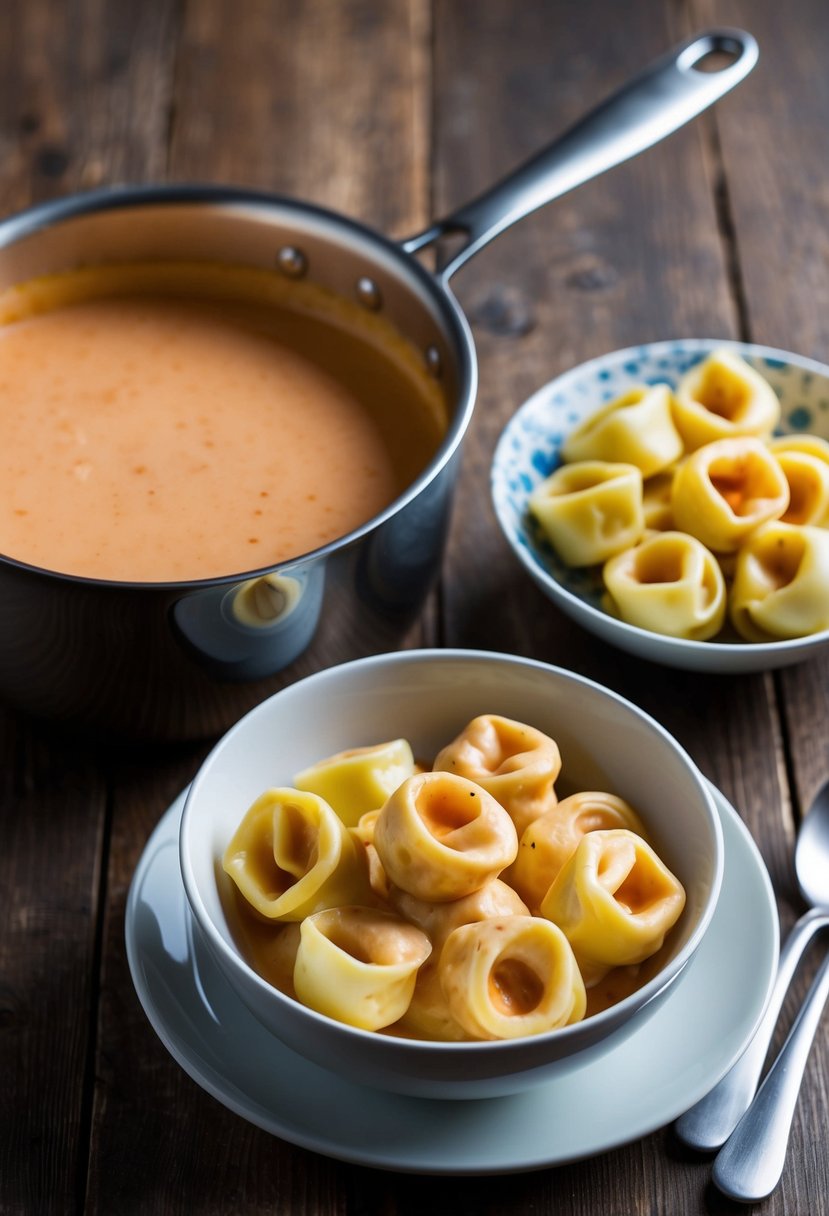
[491,339,829,672]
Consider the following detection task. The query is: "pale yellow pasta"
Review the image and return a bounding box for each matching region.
[352,810,391,901]
[293,906,431,1030]
[293,738,416,827]
[529,460,644,567]
[602,531,726,640]
[373,771,518,902]
[222,787,371,921]
[439,916,587,1040]
[510,792,646,913]
[540,829,686,984]
[433,714,560,837]
[642,469,677,532]
[769,434,829,465]
[560,384,683,477]
[729,521,829,641]
[672,348,780,451]
[774,450,829,527]
[671,437,789,553]
[353,808,381,846]
[392,880,529,1041]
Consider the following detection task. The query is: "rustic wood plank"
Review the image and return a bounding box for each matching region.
[0,0,179,214]
[168,0,432,234]
[0,713,107,1216]
[0,2,181,1213]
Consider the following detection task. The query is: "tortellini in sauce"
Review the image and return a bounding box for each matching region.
[372,770,518,902]
[222,717,686,1041]
[530,351,829,644]
[294,906,431,1031]
[293,738,416,827]
[510,791,647,913]
[540,829,686,985]
[439,916,586,1040]
[433,714,561,837]
[222,787,371,921]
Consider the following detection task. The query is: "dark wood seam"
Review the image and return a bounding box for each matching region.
[75,776,114,1216]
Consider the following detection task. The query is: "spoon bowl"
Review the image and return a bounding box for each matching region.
[794,780,829,909]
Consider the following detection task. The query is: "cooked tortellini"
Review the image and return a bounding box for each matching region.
[603,531,726,640]
[672,348,780,450]
[560,384,683,477]
[529,461,644,566]
[510,791,646,913]
[671,437,789,553]
[293,738,416,827]
[433,714,561,837]
[373,771,518,902]
[294,906,431,1030]
[223,717,687,1042]
[439,916,587,1040]
[729,522,829,641]
[540,829,686,984]
[391,880,529,1041]
[774,449,829,527]
[531,355,829,645]
[222,787,371,920]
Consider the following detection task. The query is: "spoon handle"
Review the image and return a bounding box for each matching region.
[712,949,829,1203]
[674,907,829,1151]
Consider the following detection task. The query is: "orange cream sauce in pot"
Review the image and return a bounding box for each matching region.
[0,263,447,583]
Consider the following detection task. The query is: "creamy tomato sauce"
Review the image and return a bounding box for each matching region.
[0,265,447,582]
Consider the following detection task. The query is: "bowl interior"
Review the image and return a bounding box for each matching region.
[180,649,722,1046]
[491,339,829,671]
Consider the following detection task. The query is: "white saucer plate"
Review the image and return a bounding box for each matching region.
[125,785,778,1175]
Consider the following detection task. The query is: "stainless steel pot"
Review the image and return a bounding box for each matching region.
[0,31,756,740]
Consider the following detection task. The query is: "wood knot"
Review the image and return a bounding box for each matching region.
[565,260,617,292]
[469,285,536,337]
[36,145,70,179]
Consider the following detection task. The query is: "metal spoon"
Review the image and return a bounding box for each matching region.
[676,780,829,1154]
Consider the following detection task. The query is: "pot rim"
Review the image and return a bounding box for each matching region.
[0,182,478,590]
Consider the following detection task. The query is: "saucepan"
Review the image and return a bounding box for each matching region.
[0,30,757,741]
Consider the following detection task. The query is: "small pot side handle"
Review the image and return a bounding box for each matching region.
[402,28,758,282]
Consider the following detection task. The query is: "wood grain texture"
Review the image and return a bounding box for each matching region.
[0,715,107,1216]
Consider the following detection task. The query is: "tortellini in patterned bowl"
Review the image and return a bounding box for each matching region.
[492,339,829,672]
[179,648,722,1098]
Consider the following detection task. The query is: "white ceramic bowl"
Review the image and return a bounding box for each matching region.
[179,649,723,1099]
[492,338,829,672]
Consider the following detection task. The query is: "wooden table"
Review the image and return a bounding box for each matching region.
[2,1,828,1212]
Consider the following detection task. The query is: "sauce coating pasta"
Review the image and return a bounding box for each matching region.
[222,716,686,1041]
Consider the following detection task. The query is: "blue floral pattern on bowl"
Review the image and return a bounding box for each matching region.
[491,339,829,672]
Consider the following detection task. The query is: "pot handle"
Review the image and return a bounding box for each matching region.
[402,29,757,282]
